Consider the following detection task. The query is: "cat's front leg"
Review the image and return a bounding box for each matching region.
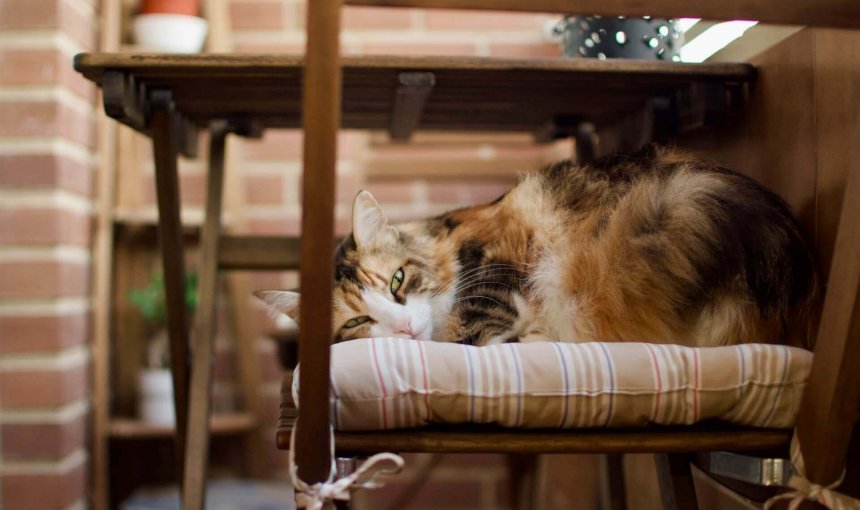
[443,294,526,346]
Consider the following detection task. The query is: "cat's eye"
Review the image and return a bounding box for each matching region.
[342,316,371,329]
[390,268,405,295]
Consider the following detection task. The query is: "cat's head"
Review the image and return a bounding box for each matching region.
[256,191,443,342]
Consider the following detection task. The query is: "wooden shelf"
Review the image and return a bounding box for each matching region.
[109,413,256,439]
[73,53,755,139]
[113,207,235,228]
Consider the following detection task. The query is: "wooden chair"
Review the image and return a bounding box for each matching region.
[288,1,860,509]
[74,0,860,509]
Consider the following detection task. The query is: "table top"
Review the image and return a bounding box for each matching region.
[74,53,755,135]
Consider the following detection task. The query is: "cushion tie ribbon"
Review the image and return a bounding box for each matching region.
[764,432,859,510]
[288,426,405,510]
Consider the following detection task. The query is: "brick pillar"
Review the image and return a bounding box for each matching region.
[0,0,97,509]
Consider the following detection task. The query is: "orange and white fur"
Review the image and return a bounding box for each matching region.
[258,146,820,348]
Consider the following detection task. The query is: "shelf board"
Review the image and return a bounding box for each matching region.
[109,413,256,439]
[74,53,755,136]
[113,207,235,228]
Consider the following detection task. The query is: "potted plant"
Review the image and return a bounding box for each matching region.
[133,0,209,53]
[129,271,198,425]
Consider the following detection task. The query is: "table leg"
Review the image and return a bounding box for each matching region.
[182,121,229,510]
[150,91,191,485]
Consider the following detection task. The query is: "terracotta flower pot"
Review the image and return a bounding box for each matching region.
[140,0,200,16]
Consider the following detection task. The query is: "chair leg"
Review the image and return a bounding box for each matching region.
[150,91,191,484]
[507,454,541,510]
[604,454,627,510]
[181,121,229,510]
[655,454,699,510]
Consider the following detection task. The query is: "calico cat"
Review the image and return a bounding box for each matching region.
[257,146,820,348]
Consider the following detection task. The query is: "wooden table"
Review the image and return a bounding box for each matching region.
[74,52,757,508]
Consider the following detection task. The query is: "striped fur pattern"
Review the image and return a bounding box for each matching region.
[317,338,812,430]
[259,146,820,348]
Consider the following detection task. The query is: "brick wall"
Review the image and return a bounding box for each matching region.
[0,0,98,509]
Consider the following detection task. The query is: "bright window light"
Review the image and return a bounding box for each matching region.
[680,20,758,63]
[676,18,701,33]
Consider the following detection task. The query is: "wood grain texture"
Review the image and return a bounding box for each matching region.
[150,92,191,484]
[73,53,753,137]
[275,426,791,454]
[344,0,860,29]
[182,122,228,510]
[218,235,301,270]
[295,0,342,485]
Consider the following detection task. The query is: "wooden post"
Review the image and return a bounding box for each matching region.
[91,1,121,507]
[150,90,191,485]
[296,0,343,485]
[182,121,229,510]
[796,112,860,485]
[655,454,699,510]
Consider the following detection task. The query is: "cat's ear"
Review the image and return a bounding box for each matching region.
[352,190,390,249]
[254,290,300,323]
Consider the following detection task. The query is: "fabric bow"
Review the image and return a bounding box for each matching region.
[288,426,405,510]
[764,433,860,510]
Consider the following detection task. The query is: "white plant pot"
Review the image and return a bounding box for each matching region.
[138,368,176,426]
[133,14,209,53]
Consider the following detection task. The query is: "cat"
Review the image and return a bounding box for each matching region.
[257,146,820,348]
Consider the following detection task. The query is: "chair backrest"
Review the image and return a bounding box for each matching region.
[296,0,860,486]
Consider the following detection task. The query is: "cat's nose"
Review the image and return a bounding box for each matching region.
[395,320,413,338]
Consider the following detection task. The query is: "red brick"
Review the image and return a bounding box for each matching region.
[0,154,93,196]
[365,181,418,204]
[2,459,86,510]
[2,414,85,461]
[257,342,284,382]
[336,170,363,204]
[0,313,89,354]
[342,6,413,30]
[427,179,511,204]
[0,101,94,148]
[489,42,564,58]
[0,261,89,299]
[0,208,91,245]
[141,171,206,206]
[58,0,97,51]
[229,0,288,30]
[0,363,87,409]
[245,174,286,204]
[362,41,477,56]
[241,131,303,160]
[425,10,547,30]
[0,49,57,85]
[245,216,301,236]
[0,0,58,29]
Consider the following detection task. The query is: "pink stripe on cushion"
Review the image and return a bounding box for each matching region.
[370,338,389,429]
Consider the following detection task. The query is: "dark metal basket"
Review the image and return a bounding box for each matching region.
[559,16,683,61]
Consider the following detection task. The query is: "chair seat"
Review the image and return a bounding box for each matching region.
[276,423,791,455]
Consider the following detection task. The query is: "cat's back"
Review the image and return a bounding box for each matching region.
[505,146,820,347]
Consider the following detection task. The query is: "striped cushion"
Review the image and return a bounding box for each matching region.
[296,339,812,431]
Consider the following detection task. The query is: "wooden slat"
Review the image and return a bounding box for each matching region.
[218,235,301,270]
[274,426,791,454]
[296,0,342,485]
[344,0,860,29]
[796,110,860,484]
[108,413,256,439]
[390,71,435,140]
[182,122,228,510]
[149,91,191,484]
[91,1,121,508]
